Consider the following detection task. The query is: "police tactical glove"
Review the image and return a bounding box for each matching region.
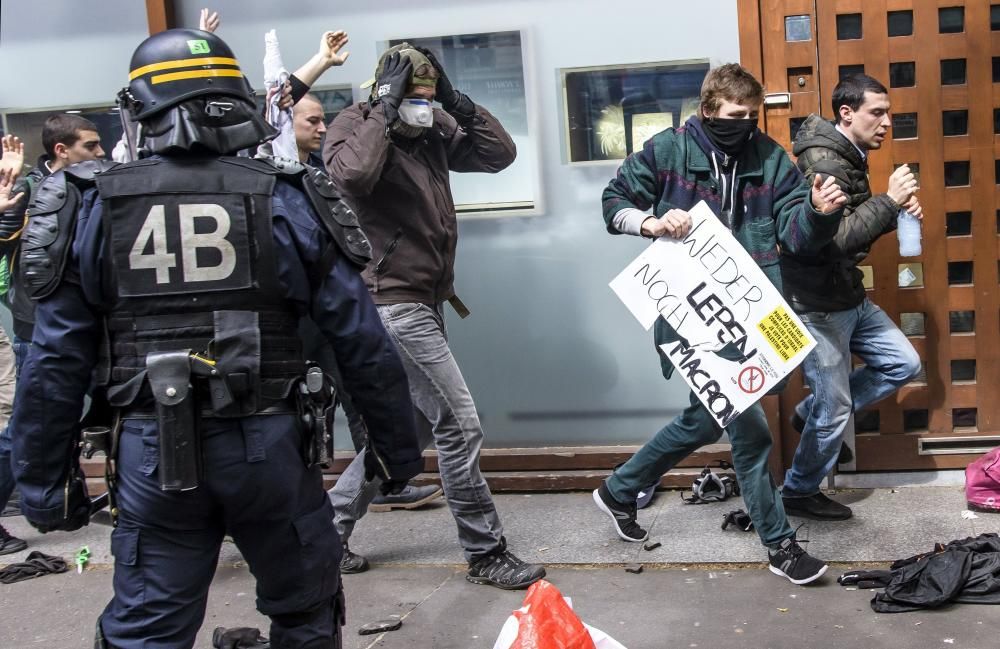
[415,46,475,121]
[373,52,413,127]
[363,443,410,496]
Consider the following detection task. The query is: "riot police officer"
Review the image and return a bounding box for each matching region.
[10,28,422,649]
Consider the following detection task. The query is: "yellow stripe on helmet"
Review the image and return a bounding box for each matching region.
[150,68,245,85]
[129,56,240,80]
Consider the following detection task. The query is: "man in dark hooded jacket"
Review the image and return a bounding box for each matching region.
[780,74,922,521]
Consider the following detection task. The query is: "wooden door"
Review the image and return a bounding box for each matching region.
[740,0,1000,471]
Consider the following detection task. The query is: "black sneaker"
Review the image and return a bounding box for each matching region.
[593,482,648,542]
[0,523,27,556]
[782,492,853,521]
[466,538,545,590]
[340,542,369,574]
[768,537,828,585]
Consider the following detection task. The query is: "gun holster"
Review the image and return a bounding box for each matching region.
[296,364,337,468]
[146,350,201,492]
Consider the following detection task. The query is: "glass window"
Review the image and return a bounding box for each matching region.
[992,5,1000,30]
[993,57,1000,82]
[561,59,709,163]
[952,360,976,382]
[785,15,812,41]
[391,30,538,214]
[939,6,964,33]
[996,159,1000,184]
[941,59,967,85]
[856,409,880,432]
[839,64,865,81]
[860,264,875,289]
[889,10,914,36]
[946,211,972,236]
[901,312,926,336]
[899,263,924,288]
[944,161,971,186]
[903,408,929,431]
[950,310,975,333]
[948,261,974,285]
[890,62,916,87]
[837,14,862,40]
[995,108,1000,134]
[892,113,918,139]
[790,117,807,142]
[953,408,977,429]
[942,110,968,136]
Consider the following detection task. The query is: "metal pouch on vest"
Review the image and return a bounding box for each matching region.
[296,364,337,468]
[146,350,201,491]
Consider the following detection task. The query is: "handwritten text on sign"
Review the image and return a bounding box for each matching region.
[609,201,815,427]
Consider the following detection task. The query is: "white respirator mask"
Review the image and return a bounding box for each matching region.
[398,98,434,128]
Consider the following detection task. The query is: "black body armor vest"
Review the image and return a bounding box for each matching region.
[94,156,305,412]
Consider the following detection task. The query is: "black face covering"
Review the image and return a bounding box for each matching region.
[702,117,759,158]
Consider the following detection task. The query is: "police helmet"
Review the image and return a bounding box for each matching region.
[121,28,254,121]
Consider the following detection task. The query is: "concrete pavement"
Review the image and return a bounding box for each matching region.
[2,487,998,648]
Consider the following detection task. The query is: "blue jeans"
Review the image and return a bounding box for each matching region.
[0,335,27,510]
[783,298,921,497]
[607,391,795,548]
[328,302,503,563]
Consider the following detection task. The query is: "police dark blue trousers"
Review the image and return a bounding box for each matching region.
[99,415,343,649]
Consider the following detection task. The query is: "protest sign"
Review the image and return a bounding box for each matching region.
[609,201,815,427]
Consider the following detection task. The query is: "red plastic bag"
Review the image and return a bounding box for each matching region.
[509,580,597,649]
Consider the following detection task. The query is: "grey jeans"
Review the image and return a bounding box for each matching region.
[327,302,503,562]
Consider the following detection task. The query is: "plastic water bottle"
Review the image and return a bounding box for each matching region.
[897,209,922,257]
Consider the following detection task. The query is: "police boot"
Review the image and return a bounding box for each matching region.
[212,626,270,648]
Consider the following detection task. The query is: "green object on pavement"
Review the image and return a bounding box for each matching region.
[75,546,91,573]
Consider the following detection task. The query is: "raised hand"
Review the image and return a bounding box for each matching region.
[319,30,350,66]
[199,8,220,33]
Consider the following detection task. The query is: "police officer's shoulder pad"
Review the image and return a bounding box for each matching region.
[28,171,69,214]
[220,155,287,176]
[64,159,119,183]
[304,164,340,200]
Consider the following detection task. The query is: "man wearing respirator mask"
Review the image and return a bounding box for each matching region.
[323,44,545,589]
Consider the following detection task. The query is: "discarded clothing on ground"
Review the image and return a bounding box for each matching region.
[842,533,1000,613]
[0,551,69,584]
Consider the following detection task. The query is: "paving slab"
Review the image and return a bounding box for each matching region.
[4,565,996,649]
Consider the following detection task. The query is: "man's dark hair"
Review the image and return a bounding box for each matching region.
[41,114,99,157]
[831,74,888,123]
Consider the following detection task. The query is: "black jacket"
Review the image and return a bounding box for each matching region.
[3,156,50,339]
[781,114,900,312]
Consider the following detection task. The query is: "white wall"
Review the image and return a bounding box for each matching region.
[0,0,742,447]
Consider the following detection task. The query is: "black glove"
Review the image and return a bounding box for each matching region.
[373,52,413,127]
[416,46,475,120]
[363,442,410,496]
[27,466,91,534]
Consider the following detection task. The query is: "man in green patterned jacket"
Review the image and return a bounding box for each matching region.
[596,63,847,585]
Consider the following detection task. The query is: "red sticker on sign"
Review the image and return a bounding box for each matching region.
[738,366,765,394]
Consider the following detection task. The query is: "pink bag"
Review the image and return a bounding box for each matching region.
[966,446,1000,512]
